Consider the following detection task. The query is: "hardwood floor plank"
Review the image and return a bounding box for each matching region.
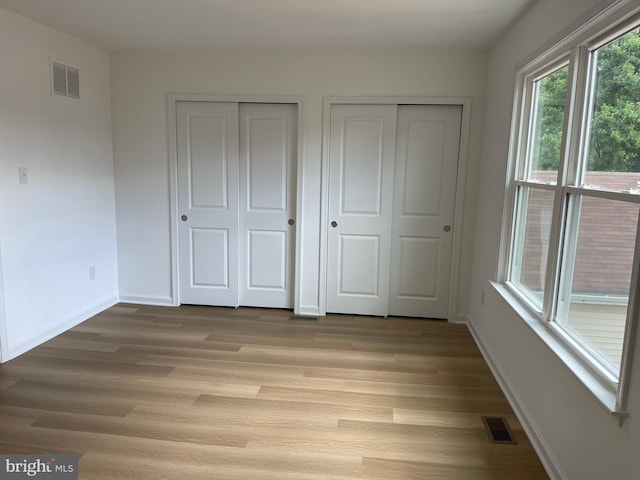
[363,457,548,480]
[2,354,175,378]
[78,450,365,480]
[194,394,394,424]
[243,427,498,467]
[31,411,249,448]
[303,366,477,385]
[43,336,121,353]
[205,332,353,351]
[126,403,342,429]
[28,345,147,364]
[393,408,523,430]
[0,304,549,479]
[0,405,41,426]
[0,377,16,390]
[341,378,505,399]
[256,385,512,413]
[0,382,135,417]
[0,365,248,404]
[238,343,399,369]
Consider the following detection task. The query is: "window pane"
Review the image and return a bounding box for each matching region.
[510,187,555,308]
[556,196,639,372]
[526,66,568,183]
[583,27,640,192]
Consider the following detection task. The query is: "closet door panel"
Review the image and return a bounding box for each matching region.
[326,104,397,316]
[239,103,297,308]
[177,101,239,306]
[389,105,462,318]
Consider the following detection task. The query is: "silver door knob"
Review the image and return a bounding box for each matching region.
[181,215,188,222]
[443,225,451,232]
[331,221,338,228]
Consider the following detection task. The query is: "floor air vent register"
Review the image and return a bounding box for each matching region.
[289,315,318,321]
[481,416,518,445]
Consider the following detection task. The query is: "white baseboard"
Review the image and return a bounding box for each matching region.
[6,295,119,361]
[453,313,470,324]
[118,294,176,306]
[465,320,567,480]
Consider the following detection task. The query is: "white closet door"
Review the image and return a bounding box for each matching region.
[326,104,397,316]
[239,103,297,308]
[177,101,240,306]
[389,105,462,318]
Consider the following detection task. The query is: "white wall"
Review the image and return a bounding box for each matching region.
[0,7,118,360]
[111,49,488,316]
[469,0,640,478]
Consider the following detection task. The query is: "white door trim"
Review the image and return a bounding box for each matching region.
[167,94,304,311]
[320,96,472,321]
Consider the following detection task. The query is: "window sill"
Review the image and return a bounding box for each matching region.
[491,281,628,421]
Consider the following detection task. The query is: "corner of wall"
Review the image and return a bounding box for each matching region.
[5,295,118,362]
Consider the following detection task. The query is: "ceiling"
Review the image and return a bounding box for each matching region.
[0,0,534,52]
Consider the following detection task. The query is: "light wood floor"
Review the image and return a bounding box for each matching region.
[0,304,549,479]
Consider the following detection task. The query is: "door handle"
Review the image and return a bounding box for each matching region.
[181,215,188,222]
[443,225,451,232]
[288,218,295,226]
[331,221,338,228]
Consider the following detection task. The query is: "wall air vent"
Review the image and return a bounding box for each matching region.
[51,59,80,99]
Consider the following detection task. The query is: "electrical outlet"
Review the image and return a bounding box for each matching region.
[18,167,28,184]
[89,266,96,280]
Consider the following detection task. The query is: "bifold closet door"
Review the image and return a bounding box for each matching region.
[326,103,461,319]
[177,101,296,308]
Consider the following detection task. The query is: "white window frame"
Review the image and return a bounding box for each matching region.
[499,1,640,421]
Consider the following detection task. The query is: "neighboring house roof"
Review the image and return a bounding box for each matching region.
[520,171,639,296]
